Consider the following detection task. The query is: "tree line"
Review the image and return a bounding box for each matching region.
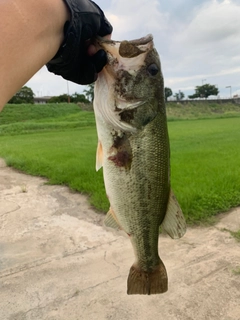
[8,86,92,104]
[8,82,219,105]
[165,84,219,101]
[48,93,90,104]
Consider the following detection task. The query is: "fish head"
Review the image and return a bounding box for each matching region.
[94,35,165,132]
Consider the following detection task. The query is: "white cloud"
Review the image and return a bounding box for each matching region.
[27,0,240,98]
[178,0,240,46]
[105,0,169,40]
[163,0,240,95]
[26,67,87,97]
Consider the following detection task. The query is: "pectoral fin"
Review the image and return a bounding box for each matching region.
[96,141,103,171]
[104,207,122,231]
[161,190,186,239]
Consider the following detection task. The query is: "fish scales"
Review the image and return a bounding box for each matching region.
[93,35,186,295]
[106,114,169,257]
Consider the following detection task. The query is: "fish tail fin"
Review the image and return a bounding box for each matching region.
[127,261,168,295]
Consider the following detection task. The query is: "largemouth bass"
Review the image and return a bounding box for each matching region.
[93,35,186,295]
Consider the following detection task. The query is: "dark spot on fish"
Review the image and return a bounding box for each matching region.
[142,115,156,126]
[108,151,131,168]
[119,41,144,58]
[114,71,129,98]
[109,133,132,169]
[120,109,136,123]
[111,135,126,149]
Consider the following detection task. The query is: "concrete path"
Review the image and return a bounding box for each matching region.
[0,158,240,320]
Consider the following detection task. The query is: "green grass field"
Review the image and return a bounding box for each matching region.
[0,103,95,135]
[167,101,240,120]
[1,103,240,224]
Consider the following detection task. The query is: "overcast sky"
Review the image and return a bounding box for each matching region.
[27,0,240,98]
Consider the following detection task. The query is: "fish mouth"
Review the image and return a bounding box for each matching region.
[94,35,153,70]
[126,34,153,46]
[96,34,153,51]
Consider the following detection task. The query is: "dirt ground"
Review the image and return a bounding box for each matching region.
[0,158,239,320]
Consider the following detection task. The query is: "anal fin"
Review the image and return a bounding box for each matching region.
[161,190,186,239]
[104,207,121,231]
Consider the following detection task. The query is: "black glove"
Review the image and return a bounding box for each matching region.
[46,0,113,85]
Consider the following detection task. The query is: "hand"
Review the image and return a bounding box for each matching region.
[46,0,112,85]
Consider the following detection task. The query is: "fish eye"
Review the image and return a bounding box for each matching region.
[147,64,159,76]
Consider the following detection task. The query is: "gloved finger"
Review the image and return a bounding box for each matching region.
[91,49,108,73]
[81,24,94,42]
[98,16,113,37]
[90,1,113,37]
[79,60,98,85]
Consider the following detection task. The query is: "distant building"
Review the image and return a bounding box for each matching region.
[34,96,52,104]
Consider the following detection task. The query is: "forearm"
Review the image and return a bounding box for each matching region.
[0,0,69,110]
